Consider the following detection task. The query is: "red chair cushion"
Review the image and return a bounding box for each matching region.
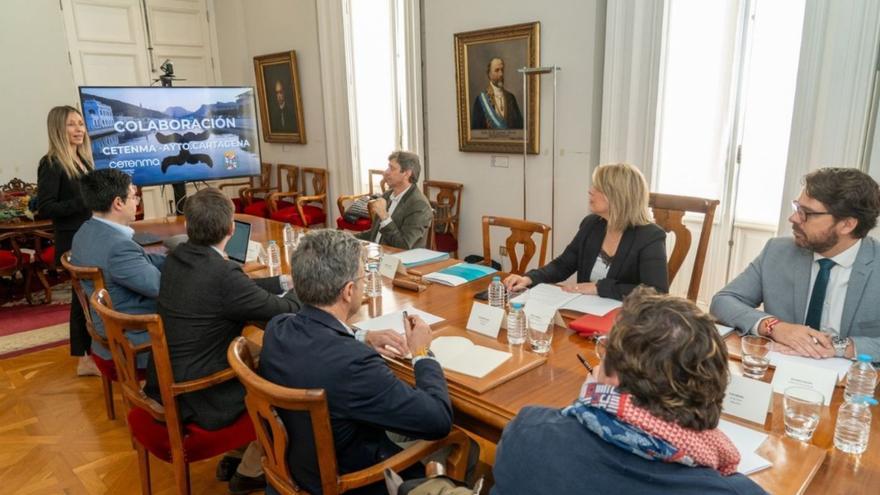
[231,197,245,213]
[242,200,269,218]
[271,205,327,227]
[434,233,458,254]
[39,246,55,266]
[0,250,30,270]
[127,407,255,463]
[91,353,146,381]
[336,216,372,232]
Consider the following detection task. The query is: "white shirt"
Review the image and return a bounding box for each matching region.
[491,85,506,117]
[375,184,412,245]
[807,239,861,335]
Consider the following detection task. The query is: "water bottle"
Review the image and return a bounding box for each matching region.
[267,240,282,277]
[282,223,296,262]
[834,395,878,454]
[488,276,506,310]
[366,266,382,298]
[844,354,877,402]
[507,302,526,345]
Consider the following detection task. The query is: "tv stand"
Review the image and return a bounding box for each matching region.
[171,182,187,215]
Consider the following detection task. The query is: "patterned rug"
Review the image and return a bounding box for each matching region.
[0,284,71,358]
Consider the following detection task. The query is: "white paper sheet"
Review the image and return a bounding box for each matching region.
[560,294,622,316]
[352,307,444,334]
[511,284,621,316]
[430,336,512,378]
[393,248,450,267]
[717,419,772,475]
[768,351,852,381]
[715,323,736,338]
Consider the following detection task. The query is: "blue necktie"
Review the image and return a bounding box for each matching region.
[805,258,836,330]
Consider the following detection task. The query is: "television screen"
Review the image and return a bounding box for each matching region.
[78,86,262,187]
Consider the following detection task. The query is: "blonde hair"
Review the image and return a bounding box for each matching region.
[592,163,652,232]
[46,106,93,179]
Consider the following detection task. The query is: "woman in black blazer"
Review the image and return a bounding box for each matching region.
[505,163,668,301]
[36,105,94,375]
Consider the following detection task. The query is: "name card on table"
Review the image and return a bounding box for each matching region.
[379,254,401,279]
[723,374,773,425]
[770,361,837,405]
[466,302,505,339]
[523,301,566,329]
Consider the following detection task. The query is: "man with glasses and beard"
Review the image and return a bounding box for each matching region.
[712,168,880,362]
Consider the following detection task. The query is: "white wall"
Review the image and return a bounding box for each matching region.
[422,0,606,267]
[0,0,78,184]
[212,0,327,185]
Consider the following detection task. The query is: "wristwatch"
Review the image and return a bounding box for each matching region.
[832,336,850,358]
[413,346,434,359]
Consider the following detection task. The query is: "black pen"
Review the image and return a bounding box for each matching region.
[577,353,593,373]
[402,310,409,329]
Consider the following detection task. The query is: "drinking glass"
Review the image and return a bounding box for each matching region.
[527,314,553,355]
[741,335,772,379]
[783,387,824,442]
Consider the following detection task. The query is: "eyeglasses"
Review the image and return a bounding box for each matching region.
[593,335,607,362]
[791,200,831,223]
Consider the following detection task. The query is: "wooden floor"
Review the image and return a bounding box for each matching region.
[0,345,232,495]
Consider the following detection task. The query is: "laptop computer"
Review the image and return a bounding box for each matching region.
[225,220,251,265]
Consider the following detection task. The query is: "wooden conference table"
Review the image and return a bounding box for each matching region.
[134,214,878,495]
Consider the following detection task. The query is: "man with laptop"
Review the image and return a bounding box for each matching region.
[148,187,300,494]
[71,169,165,371]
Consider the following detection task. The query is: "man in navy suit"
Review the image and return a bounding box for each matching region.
[71,169,164,368]
[260,229,453,495]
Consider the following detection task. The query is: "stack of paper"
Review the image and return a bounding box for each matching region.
[717,419,772,475]
[430,336,512,378]
[423,263,497,287]
[353,307,444,334]
[767,352,852,381]
[715,323,736,338]
[394,248,450,267]
[510,283,622,316]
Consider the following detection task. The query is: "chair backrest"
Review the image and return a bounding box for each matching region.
[259,162,274,187]
[1,177,36,196]
[60,251,108,347]
[228,337,339,495]
[649,192,720,301]
[277,164,300,193]
[299,168,329,221]
[481,216,551,275]
[423,180,463,238]
[367,169,387,196]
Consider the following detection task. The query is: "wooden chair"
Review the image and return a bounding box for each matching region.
[227,337,470,494]
[336,169,388,232]
[649,192,720,301]
[0,232,36,304]
[90,289,255,495]
[423,180,463,258]
[269,167,329,228]
[481,216,551,275]
[60,251,119,420]
[0,177,36,197]
[232,162,275,215]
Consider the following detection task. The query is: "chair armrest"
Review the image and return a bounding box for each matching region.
[171,367,237,395]
[336,193,370,217]
[268,191,301,214]
[241,186,278,206]
[296,193,326,208]
[218,180,251,194]
[337,427,470,491]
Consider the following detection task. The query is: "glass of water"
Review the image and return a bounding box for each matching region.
[741,335,772,379]
[783,387,824,442]
[528,314,553,355]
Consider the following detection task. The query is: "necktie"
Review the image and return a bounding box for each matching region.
[804,258,836,330]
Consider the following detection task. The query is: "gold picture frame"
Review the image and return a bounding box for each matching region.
[254,50,306,144]
[454,22,540,154]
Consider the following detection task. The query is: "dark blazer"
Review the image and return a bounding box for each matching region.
[260,306,453,495]
[471,88,523,130]
[36,156,91,262]
[147,242,301,430]
[71,218,165,366]
[526,214,668,300]
[491,407,767,495]
[355,185,433,249]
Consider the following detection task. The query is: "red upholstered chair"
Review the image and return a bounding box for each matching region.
[335,169,387,232]
[269,167,329,228]
[231,162,275,216]
[0,232,35,304]
[90,289,255,495]
[423,180,463,258]
[227,337,471,494]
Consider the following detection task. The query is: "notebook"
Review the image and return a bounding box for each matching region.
[225,220,251,265]
[422,263,497,286]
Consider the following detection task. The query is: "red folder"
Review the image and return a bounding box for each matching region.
[568,308,621,336]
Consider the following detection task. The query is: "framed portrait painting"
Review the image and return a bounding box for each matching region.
[455,22,540,154]
[254,50,306,144]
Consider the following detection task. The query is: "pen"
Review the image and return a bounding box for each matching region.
[577,353,593,373]
[402,310,409,330]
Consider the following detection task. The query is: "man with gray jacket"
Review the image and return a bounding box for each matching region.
[711,168,880,361]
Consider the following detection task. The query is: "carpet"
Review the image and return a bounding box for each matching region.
[0,284,71,358]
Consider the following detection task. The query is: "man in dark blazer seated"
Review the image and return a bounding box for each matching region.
[260,229,453,495]
[356,151,433,249]
[148,187,301,494]
[71,169,164,369]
